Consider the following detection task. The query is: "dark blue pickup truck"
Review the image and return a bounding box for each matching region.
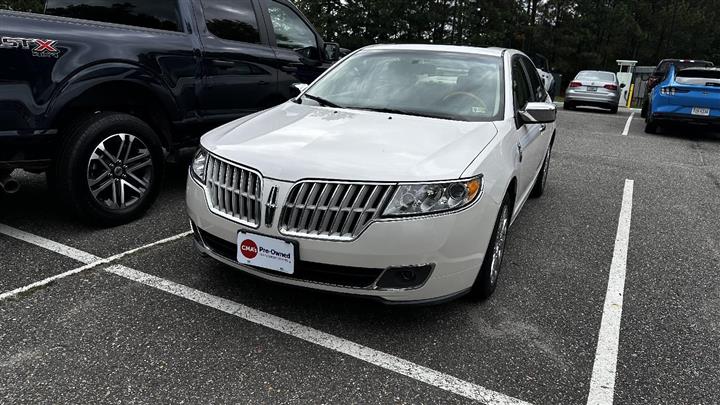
[0,0,341,225]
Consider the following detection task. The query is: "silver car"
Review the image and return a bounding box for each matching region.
[564,70,623,113]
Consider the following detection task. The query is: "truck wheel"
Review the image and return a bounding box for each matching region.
[54,112,164,226]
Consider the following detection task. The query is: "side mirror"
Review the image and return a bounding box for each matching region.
[323,42,341,62]
[289,83,309,98]
[519,102,557,124]
[620,83,626,88]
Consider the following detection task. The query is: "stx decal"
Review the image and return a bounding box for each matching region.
[0,36,60,58]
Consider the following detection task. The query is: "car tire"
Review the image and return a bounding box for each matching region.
[53,112,164,226]
[640,101,648,118]
[530,144,552,198]
[644,120,658,134]
[644,107,659,134]
[469,194,512,300]
[610,105,619,114]
[564,102,574,110]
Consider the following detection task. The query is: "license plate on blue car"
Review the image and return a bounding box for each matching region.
[692,107,710,116]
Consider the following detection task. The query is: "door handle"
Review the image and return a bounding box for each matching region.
[540,124,547,131]
[517,143,523,163]
[258,80,270,85]
[280,66,298,73]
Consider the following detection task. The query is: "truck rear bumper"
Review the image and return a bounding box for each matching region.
[0,129,57,171]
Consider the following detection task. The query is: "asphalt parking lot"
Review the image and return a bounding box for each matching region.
[1,107,719,404]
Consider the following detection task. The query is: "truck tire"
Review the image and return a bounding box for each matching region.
[54,112,164,226]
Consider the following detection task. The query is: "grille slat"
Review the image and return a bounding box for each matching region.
[204,155,262,227]
[280,182,395,240]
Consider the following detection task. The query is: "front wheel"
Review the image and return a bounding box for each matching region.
[469,195,512,300]
[54,112,164,226]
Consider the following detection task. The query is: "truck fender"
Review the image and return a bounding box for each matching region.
[46,62,180,145]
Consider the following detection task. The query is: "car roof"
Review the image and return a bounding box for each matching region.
[658,59,713,64]
[361,44,506,57]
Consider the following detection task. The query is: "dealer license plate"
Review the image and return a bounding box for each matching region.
[692,107,710,116]
[237,231,295,274]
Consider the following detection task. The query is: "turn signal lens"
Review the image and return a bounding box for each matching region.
[383,175,483,217]
[191,148,208,182]
[569,81,582,88]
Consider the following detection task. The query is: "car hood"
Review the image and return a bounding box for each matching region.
[201,102,497,182]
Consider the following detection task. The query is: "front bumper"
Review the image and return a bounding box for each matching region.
[186,174,498,303]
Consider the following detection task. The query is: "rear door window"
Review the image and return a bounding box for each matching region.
[265,1,316,51]
[201,0,261,44]
[512,58,532,111]
[44,0,181,31]
[519,57,546,101]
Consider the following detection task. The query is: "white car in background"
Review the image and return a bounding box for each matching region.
[186,44,557,304]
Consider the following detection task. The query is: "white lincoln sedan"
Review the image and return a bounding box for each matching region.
[186,44,556,304]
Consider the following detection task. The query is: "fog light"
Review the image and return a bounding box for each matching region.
[376,264,433,289]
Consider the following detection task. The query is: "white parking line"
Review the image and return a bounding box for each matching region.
[107,264,532,405]
[621,113,635,136]
[0,223,190,301]
[2,226,532,404]
[587,179,634,405]
[0,224,99,264]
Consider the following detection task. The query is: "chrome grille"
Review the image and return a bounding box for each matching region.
[280,182,395,240]
[205,155,262,227]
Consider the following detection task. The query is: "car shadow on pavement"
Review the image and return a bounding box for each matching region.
[0,160,192,230]
[650,125,720,143]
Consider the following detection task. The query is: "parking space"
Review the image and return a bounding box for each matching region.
[1,109,719,404]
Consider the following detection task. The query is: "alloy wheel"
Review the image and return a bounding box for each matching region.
[86,133,153,210]
[541,148,551,189]
[490,205,510,285]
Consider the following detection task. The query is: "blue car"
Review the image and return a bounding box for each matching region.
[645,66,720,133]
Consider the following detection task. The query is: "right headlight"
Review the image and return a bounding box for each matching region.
[383,175,483,217]
[191,148,208,182]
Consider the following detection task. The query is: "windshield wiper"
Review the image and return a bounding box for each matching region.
[303,93,343,108]
[353,107,467,121]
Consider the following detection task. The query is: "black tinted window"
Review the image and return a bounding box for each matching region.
[45,0,181,31]
[202,0,260,44]
[521,57,545,101]
[512,59,531,110]
[267,1,316,50]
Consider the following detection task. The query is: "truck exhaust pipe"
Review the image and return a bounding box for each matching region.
[0,173,20,194]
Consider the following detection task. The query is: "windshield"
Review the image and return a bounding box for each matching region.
[657,60,714,75]
[576,71,615,82]
[303,49,505,122]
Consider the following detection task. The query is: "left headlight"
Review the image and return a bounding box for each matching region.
[383,175,483,217]
[191,148,208,182]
